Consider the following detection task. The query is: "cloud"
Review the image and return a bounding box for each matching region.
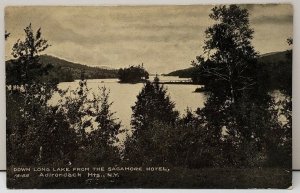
[5,5,293,73]
[242,4,283,11]
[251,15,293,25]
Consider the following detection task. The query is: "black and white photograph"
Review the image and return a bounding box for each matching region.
[5,4,293,189]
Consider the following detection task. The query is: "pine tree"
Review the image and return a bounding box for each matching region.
[131,81,178,131]
[125,81,178,164]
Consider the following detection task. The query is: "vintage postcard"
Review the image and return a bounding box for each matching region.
[5,4,292,189]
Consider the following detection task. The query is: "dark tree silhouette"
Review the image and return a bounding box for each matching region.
[192,5,258,103]
[59,83,123,166]
[189,5,288,167]
[131,81,178,131]
[86,87,123,165]
[124,81,178,164]
[7,24,52,88]
[6,24,72,165]
[118,64,149,83]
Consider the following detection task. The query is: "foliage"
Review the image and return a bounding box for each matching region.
[57,80,123,166]
[118,64,149,83]
[192,5,258,103]
[254,51,292,95]
[185,5,292,168]
[6,24,64,165]
[264,96,292,167]
[6,54,119,83]
[188,5,263,167]
[131,81,178,130]
[124,81,179,164]
[167,50,292,92]
[39,54,119,81]
[6,5,293,188]
[7,24,122,167]
[123,5,292,169]
[6,24,52,87]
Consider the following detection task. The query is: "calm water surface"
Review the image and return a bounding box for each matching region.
[53,76,207,130]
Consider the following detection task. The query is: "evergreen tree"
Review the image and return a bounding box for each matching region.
[125,81,178,164]
[131,81,178,131]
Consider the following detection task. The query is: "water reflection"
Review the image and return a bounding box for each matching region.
[51,76,207,130]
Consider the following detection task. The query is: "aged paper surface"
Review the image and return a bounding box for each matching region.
[5,4,292,188]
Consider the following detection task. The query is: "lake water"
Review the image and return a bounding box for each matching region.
[53,76,207,131]
[50,76,287,143]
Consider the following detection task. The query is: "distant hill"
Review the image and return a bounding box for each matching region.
[164,67,198,78]
[6,55,119,83]
[259,51,289,64]
[259,50,292,93]
[166,50,290,78]
[39,55,118,80]
[165,50,291,93]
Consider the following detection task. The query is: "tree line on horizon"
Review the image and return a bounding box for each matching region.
[167,50,292,93]
[6,4,292,188]
[118,64,149,83]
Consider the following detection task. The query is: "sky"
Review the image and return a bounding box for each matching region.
[5,4,293,74]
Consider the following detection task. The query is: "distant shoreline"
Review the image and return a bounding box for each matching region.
[158,82,197,85]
